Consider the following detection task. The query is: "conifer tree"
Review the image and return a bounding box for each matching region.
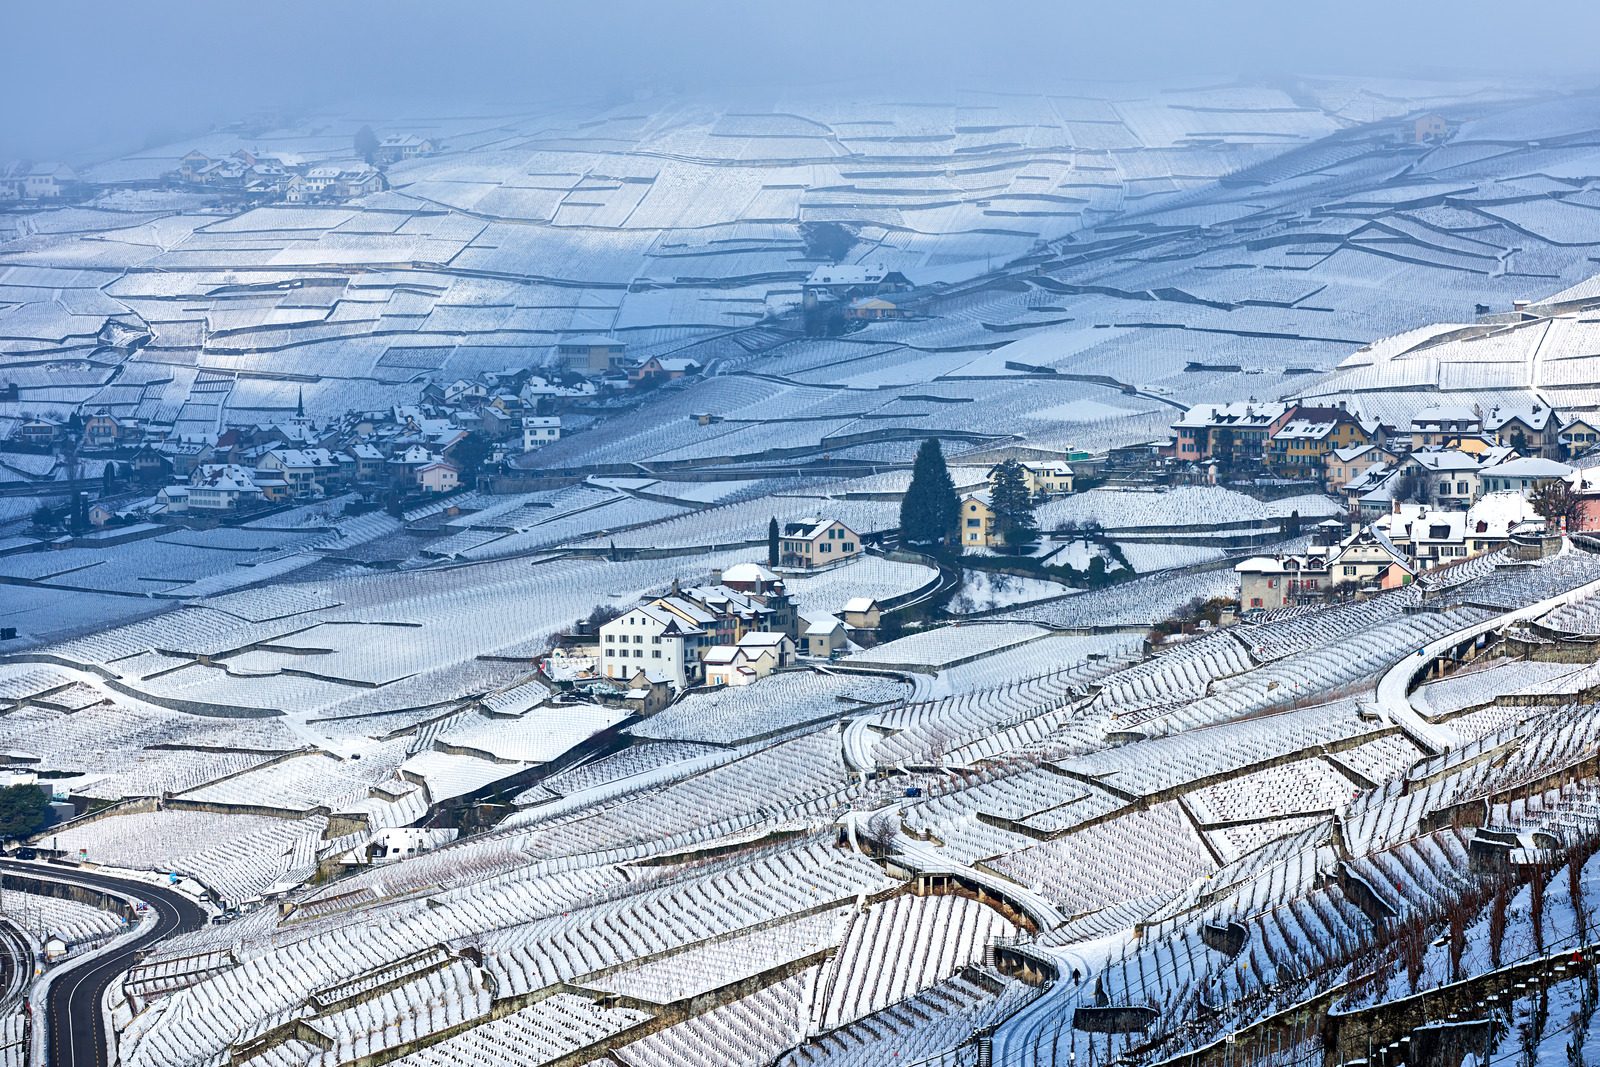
[989,459,1038,551]
[900,438,959,548]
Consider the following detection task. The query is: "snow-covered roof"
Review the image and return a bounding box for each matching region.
[1173,401,1287,429]
[1484,403,1556,432]
[1482,456,1573,479]
[1410,404,1481,428]
[801,611,845,634]
[805,264,899,287]
[722,562,779,584]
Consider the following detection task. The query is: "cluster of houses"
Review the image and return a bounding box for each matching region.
[539,519,879,702]
[800,265,916,332]
[49,397,477,521]
[585,548,882,697]
[1234,491,1553,611]
[174,148,388,204]
[171,132,437,205]
[1225,397,1600,610]
[10,338,719,527]
[1174,398,1600,514]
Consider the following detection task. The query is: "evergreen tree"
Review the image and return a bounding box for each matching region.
[900,438,959,548]
[989,459,1038,551]
[449,431,491,487]
[767,516,780,567]
[0,784,53,839]
[354,125,380,164]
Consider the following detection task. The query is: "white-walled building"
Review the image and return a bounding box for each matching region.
[522,416,561,452]
[600,605,706,690]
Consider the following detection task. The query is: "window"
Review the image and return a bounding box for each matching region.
[1344,565,1356,576]
[844,543,854,553]
[652,650,662,659]
[967,518,981,527]
[652,636,661,645]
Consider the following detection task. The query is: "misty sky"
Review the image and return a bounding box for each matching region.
[4,0,1597,161]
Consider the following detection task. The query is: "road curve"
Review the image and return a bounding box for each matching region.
[0,861,206,1067]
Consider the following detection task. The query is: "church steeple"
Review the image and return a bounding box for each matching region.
[296,386,305,420]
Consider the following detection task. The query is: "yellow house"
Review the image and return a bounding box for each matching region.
[960,493,996,547]
[1268,407,1373,479]
[1323,444,1398,494]
[1561,417,1600,456]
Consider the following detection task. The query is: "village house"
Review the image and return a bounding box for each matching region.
[630,357,702,384]
[780,518,860,569]
[716,563,798,638]
[799,612,849,658]
[1379,492,1541,567]
[1393,447,1515,510]
[184,465,264,511]
[1170,401,1291,467]
[801,265,913,310]
[374,135,437,164]
[599,604,707,690]
[647,576,796,648]
[1484,402,1562,457]
[15,416,63,446]
[1235,526,1412,610]
[959,493,997,547]
[989,460,1075,498]
[386,444,440,486]
[1560,417,1600,457]
[845,296,910,321]
[0,161,75,200]
[477,406,518,441]
[1324,443,1399,494]
[1413,113,1451,143]
[257,448,344,500]
[841,597,882,633]
[702,632,797,687]
[1478,456,1575,498]
[522,416,561,452]
[1408,404,1482,450]
[414,460,460,494]
[344,442,385,482]
[1569,467,1600,532]
[1267,405,1375,479]
[83,410,132,448]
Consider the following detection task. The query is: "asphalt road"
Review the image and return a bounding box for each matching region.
[0,861,206,1067]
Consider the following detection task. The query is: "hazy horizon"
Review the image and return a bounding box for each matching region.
[4,0,1597,161]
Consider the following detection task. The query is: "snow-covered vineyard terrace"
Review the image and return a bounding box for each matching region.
[12,70,1600,1067]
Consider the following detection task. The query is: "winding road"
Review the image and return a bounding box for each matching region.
[0,861,206,1067]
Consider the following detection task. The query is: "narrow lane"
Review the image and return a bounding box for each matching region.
[0,862,206,1067]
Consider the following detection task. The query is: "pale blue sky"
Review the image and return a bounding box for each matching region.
[3,0,1594,160]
